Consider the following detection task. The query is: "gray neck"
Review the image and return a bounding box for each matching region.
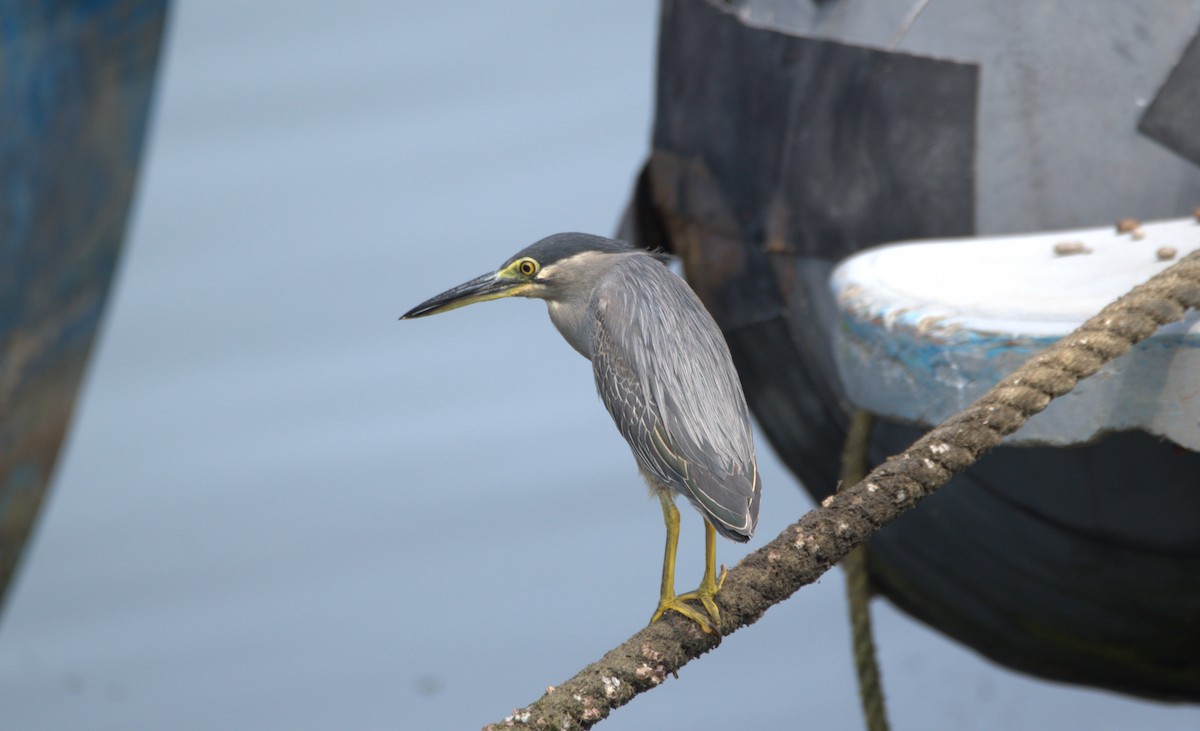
[546,297,594,358]
[541,251,625,359]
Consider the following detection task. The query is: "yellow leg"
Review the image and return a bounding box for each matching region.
[678,519,726,627]
[649,492,716,633]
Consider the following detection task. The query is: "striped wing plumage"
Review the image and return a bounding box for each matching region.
[590,255,761,541]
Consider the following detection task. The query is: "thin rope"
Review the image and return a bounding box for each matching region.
[839,410,889,731]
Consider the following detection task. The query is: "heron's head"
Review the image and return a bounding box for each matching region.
[401,232,648,319]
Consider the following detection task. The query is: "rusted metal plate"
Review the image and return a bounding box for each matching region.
[0,0,167,614]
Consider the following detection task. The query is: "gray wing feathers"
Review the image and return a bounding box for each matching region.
[590,255,761,541]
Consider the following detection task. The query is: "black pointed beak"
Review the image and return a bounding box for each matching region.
[400,272,527,319]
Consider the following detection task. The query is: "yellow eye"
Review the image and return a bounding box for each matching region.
[517,258,539,277]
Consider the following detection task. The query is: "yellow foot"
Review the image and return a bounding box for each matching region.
[677,564,727,629]
[649,594,715,634]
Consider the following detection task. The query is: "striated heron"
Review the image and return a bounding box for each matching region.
[401,232,761,632]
